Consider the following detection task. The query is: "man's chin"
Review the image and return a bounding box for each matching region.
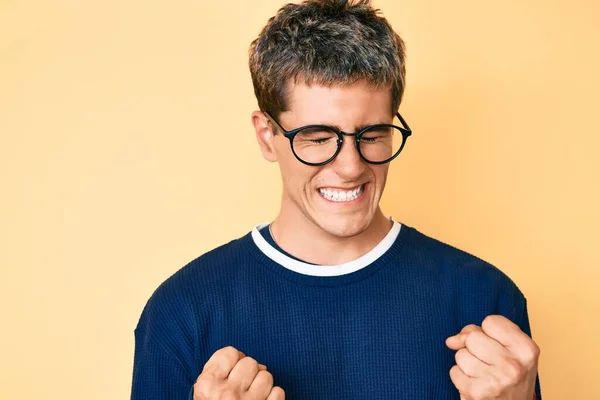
[314,214,373,239]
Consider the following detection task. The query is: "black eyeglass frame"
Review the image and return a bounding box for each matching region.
[263,111,412,166]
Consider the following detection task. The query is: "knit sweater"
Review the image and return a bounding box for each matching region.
[131,221,542,399]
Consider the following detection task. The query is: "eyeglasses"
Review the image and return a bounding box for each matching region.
[263,111,412,166]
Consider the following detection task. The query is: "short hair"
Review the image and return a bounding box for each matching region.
[248,0,407,118]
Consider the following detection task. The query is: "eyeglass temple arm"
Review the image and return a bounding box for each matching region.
[266,110,410,135]
[263,111,285,134]
[397,112,412,133]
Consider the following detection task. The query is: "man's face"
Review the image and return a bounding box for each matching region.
[271,80,393,238]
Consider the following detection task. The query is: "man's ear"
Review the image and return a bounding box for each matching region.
[251,111,278,162]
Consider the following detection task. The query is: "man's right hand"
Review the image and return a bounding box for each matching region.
[193,346,285,400]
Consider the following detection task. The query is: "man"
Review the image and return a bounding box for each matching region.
[131,0,542,399]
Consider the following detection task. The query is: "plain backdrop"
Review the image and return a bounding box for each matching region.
[1,0,599,398]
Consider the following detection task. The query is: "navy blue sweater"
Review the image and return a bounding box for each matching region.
[131,222,541,399]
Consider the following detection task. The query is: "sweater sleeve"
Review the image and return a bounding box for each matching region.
[130,272,201,400]
[498,292,542,400]
[509,297,543,400]
[130,328,195,400]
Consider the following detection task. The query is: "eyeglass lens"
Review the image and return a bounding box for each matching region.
[291,125,404,164]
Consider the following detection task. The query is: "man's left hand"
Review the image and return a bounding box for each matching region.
[446,315,540,400]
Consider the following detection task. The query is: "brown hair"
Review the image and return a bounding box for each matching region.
[248,0,407,118]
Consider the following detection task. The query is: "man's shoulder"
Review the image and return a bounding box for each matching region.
[157,231,254,295]
[403,224,524,298]
[134,232,254,332]
[402,224,528,325]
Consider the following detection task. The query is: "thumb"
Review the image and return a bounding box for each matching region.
[446,324,482,350]
[446,333,468,350]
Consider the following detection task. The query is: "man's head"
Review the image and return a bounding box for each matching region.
[249,0,407,239]
[249,0,406,118]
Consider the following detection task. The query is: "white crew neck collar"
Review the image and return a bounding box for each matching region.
[250,218,402,277]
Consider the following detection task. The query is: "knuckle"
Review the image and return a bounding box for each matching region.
[194,375,204,387]
[242,356,258,366]
[532,341,541,357]
[487,374,504,397]
[448,365,461,386]
[482,314,502,329]
[523,340,541,362]
[221,346,239,360]
[463,324,480,333]
[454,349,462,364]
[449,364,458,375]
[194,375,216,399]
[216,347,241,371]
[464,332,475,347]
[271,386,285,399]
[208,346,238,371]
[236,356,260,372]
[465,330,483,348]
[197,372,214,383]
[505,359,526,383]
[475,380,493,399]
[255,370,274,387]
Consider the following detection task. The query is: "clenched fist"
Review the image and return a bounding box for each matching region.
[446,315,540,400]
[193,346,285,400]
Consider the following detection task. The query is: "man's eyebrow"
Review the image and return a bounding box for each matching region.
[317,122,387,133]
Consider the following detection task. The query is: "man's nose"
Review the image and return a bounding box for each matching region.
[330,136,365,178]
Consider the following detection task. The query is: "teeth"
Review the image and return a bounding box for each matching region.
[319,185,364,202]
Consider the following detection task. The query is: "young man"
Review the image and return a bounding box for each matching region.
[131,1,542,399]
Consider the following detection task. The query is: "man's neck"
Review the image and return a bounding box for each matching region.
[269,209,393,266]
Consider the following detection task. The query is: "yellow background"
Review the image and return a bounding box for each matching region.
[1,0,598,398]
